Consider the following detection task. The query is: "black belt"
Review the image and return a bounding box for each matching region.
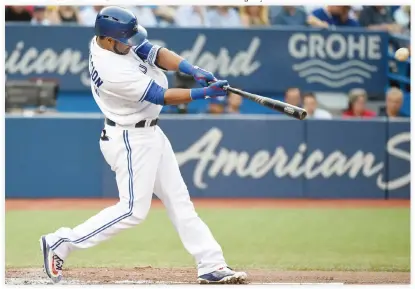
[105,118,158,128]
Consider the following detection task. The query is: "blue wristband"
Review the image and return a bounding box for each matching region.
[178,60,195,75]
[190,88,207,100]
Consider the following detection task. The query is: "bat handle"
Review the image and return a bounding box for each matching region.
[207,80,229,90]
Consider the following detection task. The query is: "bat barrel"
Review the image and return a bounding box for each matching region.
[225,86,307,120]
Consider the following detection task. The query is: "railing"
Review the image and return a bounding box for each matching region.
[388,33,411,89]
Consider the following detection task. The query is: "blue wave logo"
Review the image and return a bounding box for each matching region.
[292,59,377,88]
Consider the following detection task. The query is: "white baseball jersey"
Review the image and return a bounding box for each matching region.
[44,35,229,278]
[88,37,168,125]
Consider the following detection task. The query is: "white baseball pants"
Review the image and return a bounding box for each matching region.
[45,124,227,275]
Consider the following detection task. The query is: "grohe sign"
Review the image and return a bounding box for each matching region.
[5,25,388,94]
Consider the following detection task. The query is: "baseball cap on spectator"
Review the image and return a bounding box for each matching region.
[207,96,227,114]
[209,96,227,105]
[33,6,46,11]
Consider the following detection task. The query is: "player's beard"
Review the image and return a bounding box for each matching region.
[113,42,130,55]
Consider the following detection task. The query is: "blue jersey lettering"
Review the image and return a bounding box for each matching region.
[89,58,104,88]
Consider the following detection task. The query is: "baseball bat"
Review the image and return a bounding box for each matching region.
[225,86,308,120]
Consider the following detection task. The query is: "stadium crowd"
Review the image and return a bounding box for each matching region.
[5,5,411,35]
[6,6,410,119]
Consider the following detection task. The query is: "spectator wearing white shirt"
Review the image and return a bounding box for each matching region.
[302,92,332,119]
[79,6,103,26]
[394,6,410,36]
[174,6,210,27]
[207,6,242,27]
[394,6,410,26]
[31,6,50,25]
[128,6,158,27]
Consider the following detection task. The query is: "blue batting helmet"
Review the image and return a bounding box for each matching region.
[95,6,147,47]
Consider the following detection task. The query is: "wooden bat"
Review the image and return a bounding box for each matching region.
[224,86,307,120]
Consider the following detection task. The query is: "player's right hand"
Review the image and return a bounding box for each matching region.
[206,80,229,98]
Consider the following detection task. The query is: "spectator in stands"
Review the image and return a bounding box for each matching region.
[227,92,243,113]
[394,6,411,36]
[58,6,79,23]
[268,6,282,22]
[350,6,363,19]
[240,6,269,27]
[358,6,402,33]
[305,5,361,19]
[31,6,50,25]
[270,6,307,26]
[207,6,242,27]
[128,6,158,27]
[284,87,302,107]
[6,6,32,22]
[303,6,320,15]
[302,92,332,119]
[379,87,406,118]
[342,88,376,118]
[308,6,360,28]
[207,97,227,114]
[47,6,79,24]
[79,6,104,26]
[206,92,242,114]
[153,6,176,26]
[174,6,210,27]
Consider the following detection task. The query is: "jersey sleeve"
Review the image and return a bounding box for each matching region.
[132,40,162,67]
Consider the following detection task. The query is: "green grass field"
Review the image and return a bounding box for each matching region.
[6,207,410,272]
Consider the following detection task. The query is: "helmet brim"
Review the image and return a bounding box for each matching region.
[119,25,148,47]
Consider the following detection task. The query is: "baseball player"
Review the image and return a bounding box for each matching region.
[40,6,247,285]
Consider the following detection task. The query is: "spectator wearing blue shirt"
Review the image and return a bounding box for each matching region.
[174,6,210,27]
[308,6,360,28]
[207,96,227,114]
[271,6,307,26]
[206,92,242,114]
[207,6,242,28]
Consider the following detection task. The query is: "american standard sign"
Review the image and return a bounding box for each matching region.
[176,128,410,191]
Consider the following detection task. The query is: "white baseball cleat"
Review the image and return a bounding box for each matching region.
[197,267,247,284]
[39,236,64,283]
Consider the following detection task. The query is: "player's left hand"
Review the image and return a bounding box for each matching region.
[192,66,217,87]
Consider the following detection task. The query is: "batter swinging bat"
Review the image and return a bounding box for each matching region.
[224,86,308,120]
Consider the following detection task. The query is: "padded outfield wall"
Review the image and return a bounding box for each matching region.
[5,115,409,199]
